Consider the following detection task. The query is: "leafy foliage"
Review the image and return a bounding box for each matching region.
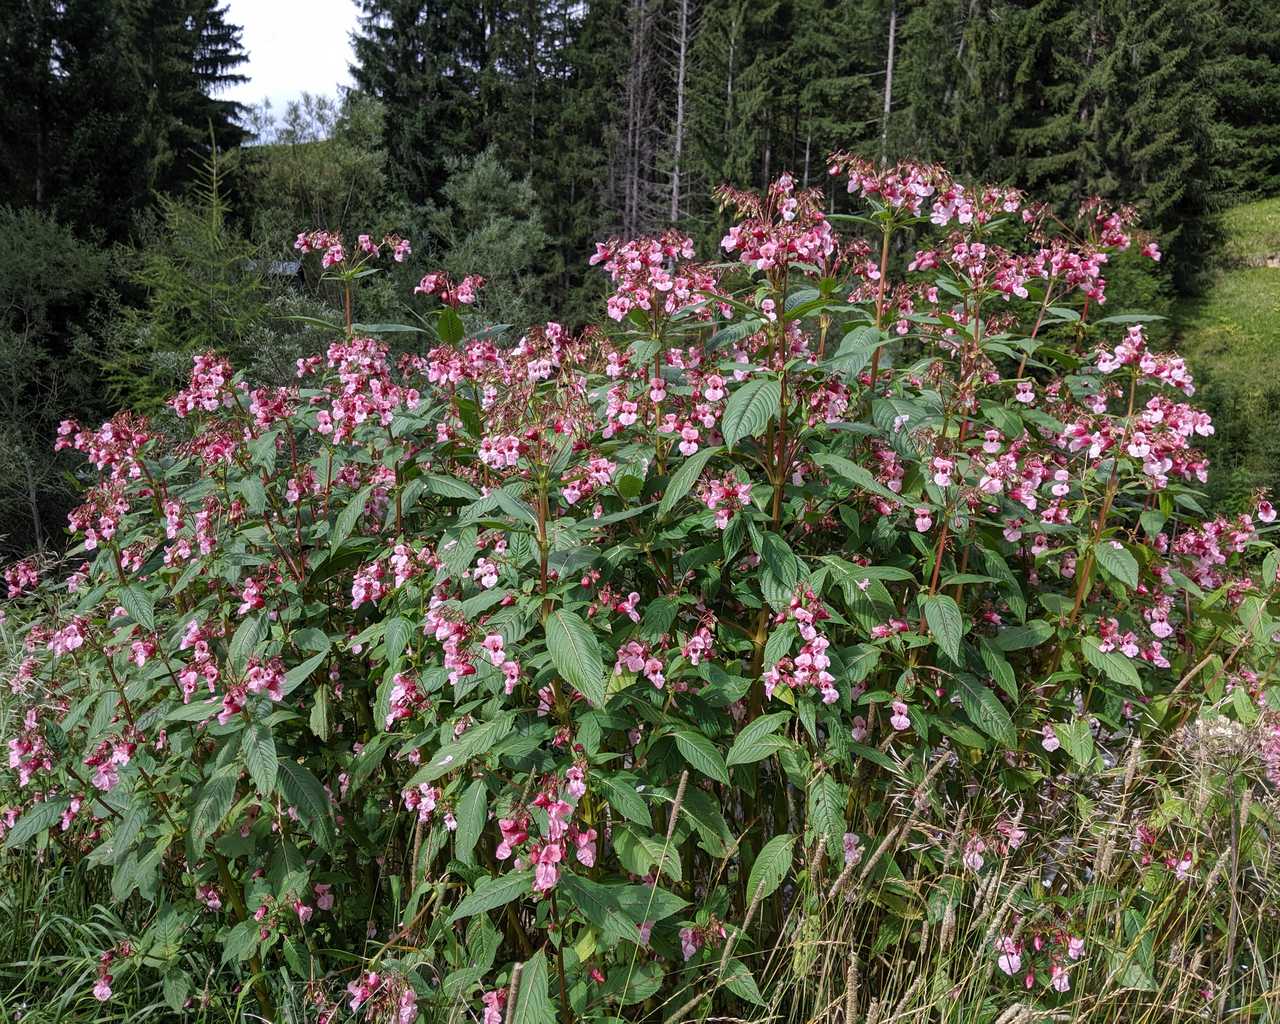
[3,162,1280,1023]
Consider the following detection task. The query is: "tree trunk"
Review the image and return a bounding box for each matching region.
[669,0,691,223]
[880,0,898,165]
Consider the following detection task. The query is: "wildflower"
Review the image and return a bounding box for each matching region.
[482,990,507,1024]
[890,700,911,731]
[843,832,864,866]
[996,936,1022,976]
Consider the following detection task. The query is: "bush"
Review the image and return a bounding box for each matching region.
[3,165,1279,1022]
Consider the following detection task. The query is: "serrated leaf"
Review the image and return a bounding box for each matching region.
[119,585,155,632]
[673,729,729,784]
[922,593,964,662]
[189,767,237,857]
[448,871,533,923]
[807,774,845,857]
[559,875,643,946]
[277,760,335,850]
[3,798,70,849]
[242,722,277,796]
[994,619,1054,652]
[1094,540,1139,590]
[1055,718,1095,767]
[723,958,766,1005]
[331,483,372,550]
[726,712,792,766]
[282,650,326,697]
[545,609,606,707]
[598,774,652,827]
[454,780,486,865]
[162,970,190,1012]
[1081,636,1142,690]
[956,676,1016,747]
[511,949,556,1024]
[721,377,781,450]
[746,833,797,902]
[812,452,904,504]
[384,617,412,665]
[658,445,721,516]
[228,613,267,673]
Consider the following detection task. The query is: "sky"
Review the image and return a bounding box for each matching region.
[222,0,361,114]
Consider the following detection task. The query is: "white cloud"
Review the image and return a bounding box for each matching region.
[221,0,361,113]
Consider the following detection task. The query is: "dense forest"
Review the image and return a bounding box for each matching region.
[2,0,1279,557]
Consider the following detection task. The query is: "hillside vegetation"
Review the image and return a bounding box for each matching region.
[1177,197,1280,506]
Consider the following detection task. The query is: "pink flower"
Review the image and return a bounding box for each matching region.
[914,507,932,532]
[93,976,112,1001]
[482,989,507,1024]
[1258,499,1276,524]
[996,935,1022,976]
[679,926,703,961]
[962,835,986,873]
[843,832,863,866]
[890,700,911,731]
[1041,724,1060,752]
[1050,963,1070,992]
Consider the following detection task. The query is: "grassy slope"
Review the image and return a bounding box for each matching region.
[1175,197,1280,506]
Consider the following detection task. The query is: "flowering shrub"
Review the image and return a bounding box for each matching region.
[3,161,1279,1021]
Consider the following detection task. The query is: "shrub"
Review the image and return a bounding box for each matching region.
[3,163,1279,1022]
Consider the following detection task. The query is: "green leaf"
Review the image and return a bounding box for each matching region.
[673,729,730,784]
[559,875,643,946]
[721,377,781,450]
[1055,718,1095,767]
[511,949,556,1024]
[727,712,792,766]
[454,780,487,865]
[277,761,335,851]
[812,452,904,505]
[956,676,1016,748]
[228,613,267,673]
[658,445,721,516]
[1081,636,1143,690]
[384,617,412,665]
[331,483,373,551]
[438,307,465,346]
[1094,540,1139,590]
[119,585,155,632]
[723,958,766,1005]
[242,722,277,797]
[921,594,965,662]
[448,871,533,923]
[188,767,237,857]
[598,774,652,827]
[746,833,797,901]
[994,619,1054,652]
[680,788,733,856]
[828,324,888,379]
[425,474,482,501]
[162,970,190,1012]
[545,609,606,707]
[807,774,845,857]
[3,798,70,850]
[758,532,800,588]
[282,651,327,697]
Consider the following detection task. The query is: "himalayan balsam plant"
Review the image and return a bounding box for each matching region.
[3,163,1279,1023]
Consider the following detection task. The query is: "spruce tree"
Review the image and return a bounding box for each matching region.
[1215,0,1280,199]
[352,0,494,201]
